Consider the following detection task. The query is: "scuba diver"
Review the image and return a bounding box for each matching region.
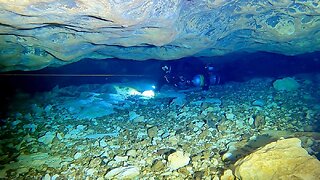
[156,59,221,91]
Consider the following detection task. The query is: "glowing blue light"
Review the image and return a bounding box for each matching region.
[151,85,156,89]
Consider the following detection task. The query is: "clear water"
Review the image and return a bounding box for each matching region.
[0,52,319,179]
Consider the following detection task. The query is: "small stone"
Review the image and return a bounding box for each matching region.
[126,149,137,157]
[133,116,145,123]
[74,152,82,160]
[51,174,59,180]
[114,155,128,162]
[56,132,63,140]
[76,124,86,130]
[225,113,235,120]
[178,167,191,176]
[151,159,165,172]
[195,121,205,129]
[168,136,179,146]
[42,174,51,180]
[105,166,140,179]
[252,99,265,107]
[86,168,96,176]
[220,169,234,180]
[147,126,158,138]
[248,117,254,126]
[194,171,204,180]
[99,139,108,147]
[254,115,266,129]
[89,157,102,168]
[129,111,139,121]
[12,120,21,126]
[167,151,190,170]
[38,132,56,145]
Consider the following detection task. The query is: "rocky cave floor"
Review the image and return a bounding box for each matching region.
[1,73,320,179]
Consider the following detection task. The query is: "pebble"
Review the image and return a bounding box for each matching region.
[151,160,166,171]
[252,99,265,107]
[129,111,139,121]
[254,115,266,128]
[147,126,158,138]
[220,169,235,180]
[42,174,51,180]
[86,168,96,176]
[89,157,102,168]
[11,120,21,126]
[133,116,145,123]
[167,151,190,170]
[226,113,235,120]
[74,152,82,160]
[114,155,128,162]
[99,139,108,147]
[105,166,140,179]
[51,174,59,180]
[126,149,137,157]
[38,132,56,145]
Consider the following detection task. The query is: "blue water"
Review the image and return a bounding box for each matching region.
[0,51,320,179]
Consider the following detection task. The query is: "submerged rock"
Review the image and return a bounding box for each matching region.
[38,132,56,145]
[273,77,300,91]
[147,126,158,138]
[167,151,190,170]
[105,166,140,179]
[220,169,235,180]
[251,99,265,107]
[234,138,320,180]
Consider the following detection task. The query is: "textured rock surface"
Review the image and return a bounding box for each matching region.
[273,77,300,91]
[234,138,320,180]
[167,150,190,170]
[1,0,320,71]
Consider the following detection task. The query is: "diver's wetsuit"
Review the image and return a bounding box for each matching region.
[156,59,210,91]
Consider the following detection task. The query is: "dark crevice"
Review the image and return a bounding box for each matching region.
[5,9,37,17]
[0,23,17,29]
[85,15,114,23]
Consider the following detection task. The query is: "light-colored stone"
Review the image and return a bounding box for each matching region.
[220,169,234,180]
[38,131,56,145]
[105,166,139,179]
[74,152,82,160]
[234,138,320,180]
[167,151,190,170]
[133,116,145,123]
[225,113,235,120]
[114,155,128,163]
[126,149,137,157]
[99,139,108,147]
[42,174,51,180]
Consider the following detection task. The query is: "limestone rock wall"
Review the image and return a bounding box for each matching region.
[0,0,320,71]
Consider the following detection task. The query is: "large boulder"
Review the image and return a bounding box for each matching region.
[273,77,300,91]
[1,1,320,71]
[234,138,320,180]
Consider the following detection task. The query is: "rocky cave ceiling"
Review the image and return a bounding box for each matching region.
[0,0,320,71]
